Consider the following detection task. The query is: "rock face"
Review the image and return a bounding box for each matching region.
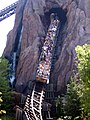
[4,0,90,94]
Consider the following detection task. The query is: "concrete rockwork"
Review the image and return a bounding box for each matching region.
[4,0,90,94]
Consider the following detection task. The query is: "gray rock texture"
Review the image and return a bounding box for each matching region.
[4,0,90,94]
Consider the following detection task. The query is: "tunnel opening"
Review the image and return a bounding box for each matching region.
[44,7,67,30]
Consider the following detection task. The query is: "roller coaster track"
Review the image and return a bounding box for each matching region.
[23,14,60,120]
[0,1,18,22]
[24,83,45,120]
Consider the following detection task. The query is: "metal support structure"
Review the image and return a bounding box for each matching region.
[0,1,18,22]
[24,83,45,120]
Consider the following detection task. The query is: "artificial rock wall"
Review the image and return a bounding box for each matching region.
[4,0,90,94]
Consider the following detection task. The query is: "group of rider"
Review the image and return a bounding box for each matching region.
[36,13,59,83]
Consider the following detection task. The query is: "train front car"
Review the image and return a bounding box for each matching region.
[36,13,60,84]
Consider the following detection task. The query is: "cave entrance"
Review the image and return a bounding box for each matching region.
[44,7,67,29]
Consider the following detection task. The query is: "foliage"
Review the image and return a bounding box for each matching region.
[55,78,81,120]
[0,57,13,115]
[57,118,63,120]
[0,92,6,120]
[0,57,10,93]
[75,44,90,119]
[75,44,90,83]
[56,96,63,118]
[61,78,81,119]
[1,115,14,120]
[55,44,90,120]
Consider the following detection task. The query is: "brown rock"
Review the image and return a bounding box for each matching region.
[85,0,90,18]
[3,30,14,59]
[4,0,90,94]
[85,18,90,34]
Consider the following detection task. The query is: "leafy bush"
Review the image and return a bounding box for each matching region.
[53,44,90,120]
[61,78,81,119]
[75,44,90,119]
[55,78,81,120]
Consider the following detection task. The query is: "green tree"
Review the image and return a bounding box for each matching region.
[75,44,90,119]
[0,57,13,114]
[61,78,81,120]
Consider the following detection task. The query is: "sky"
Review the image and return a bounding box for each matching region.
[0,0,18,57]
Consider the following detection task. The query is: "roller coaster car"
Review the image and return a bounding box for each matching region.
[36,76,48,84]
[36,13,59,84]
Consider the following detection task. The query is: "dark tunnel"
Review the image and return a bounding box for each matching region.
[44,7,67,29]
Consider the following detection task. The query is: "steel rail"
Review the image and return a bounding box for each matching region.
[0,1,18,22]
